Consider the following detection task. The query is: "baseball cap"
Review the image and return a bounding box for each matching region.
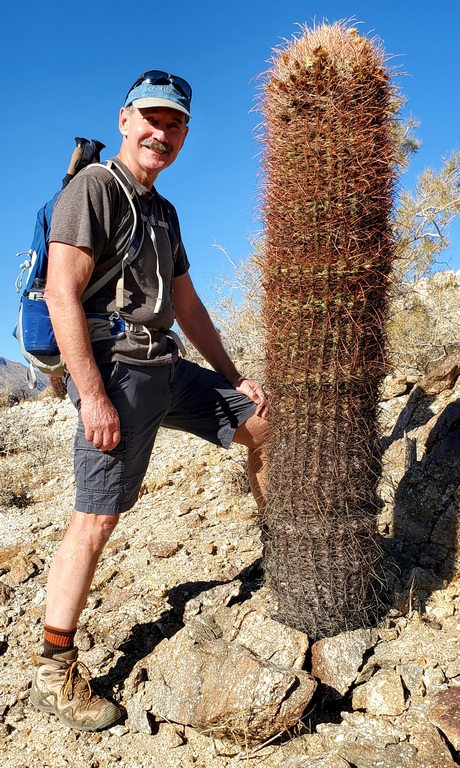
[124,70,192,120]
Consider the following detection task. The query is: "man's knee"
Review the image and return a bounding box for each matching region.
[92,514,119,545]
[232,413,268,450]
[67,510,120,551]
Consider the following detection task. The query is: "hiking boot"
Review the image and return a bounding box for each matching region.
[30,648,121,731]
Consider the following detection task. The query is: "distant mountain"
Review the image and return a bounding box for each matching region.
[0,357,48,399]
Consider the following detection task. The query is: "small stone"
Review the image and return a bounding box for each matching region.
[106,536,130,555]
[126,692,155,734]
[183,580,242,621]
[155,584,170,598]
[311,629,377,696]
[177,503,194,516]
[423,665,446,694]
[185,512,205,529]
[410,722,458,768]
[5,554,36,586]
[339,741,417,768]
[99,587,130,613]
[397,663,425,702]
[352,670,407,716]
[381,375,409,400]
[75,628,94,652]
[0,723,12,738]
[147,540,182,558]
[29,554,44,571]
[157,721,185,748]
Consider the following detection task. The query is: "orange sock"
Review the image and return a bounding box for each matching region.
[43,624,77,658]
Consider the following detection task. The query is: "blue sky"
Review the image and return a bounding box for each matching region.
[2,0,459,364]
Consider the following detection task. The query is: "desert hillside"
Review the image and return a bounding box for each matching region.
[2,326,460,765]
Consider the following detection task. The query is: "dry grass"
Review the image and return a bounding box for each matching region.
[0,397,70,509]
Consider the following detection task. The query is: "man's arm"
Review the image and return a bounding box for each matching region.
[172,272,268,418]
[45,242,121,451]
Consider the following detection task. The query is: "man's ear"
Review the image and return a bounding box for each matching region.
[119,107,130,137]
[180,125,189,149]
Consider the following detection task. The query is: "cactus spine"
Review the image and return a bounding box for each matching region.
[259,22,397,639]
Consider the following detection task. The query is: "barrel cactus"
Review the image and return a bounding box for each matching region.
[259,22,398,639]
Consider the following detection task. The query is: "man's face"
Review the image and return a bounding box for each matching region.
[118,106,189,186]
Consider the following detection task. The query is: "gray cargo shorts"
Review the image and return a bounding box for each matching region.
[66,358,257,515]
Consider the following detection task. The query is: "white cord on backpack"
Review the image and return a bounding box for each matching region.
[143,213,169,315]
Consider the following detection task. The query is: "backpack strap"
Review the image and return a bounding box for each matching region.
[80,160,180,311]
[81,160,143,305]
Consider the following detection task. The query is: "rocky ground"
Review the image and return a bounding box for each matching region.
[1,362,460,767]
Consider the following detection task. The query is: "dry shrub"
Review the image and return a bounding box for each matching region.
[0,390,12,408]
[0,465,34,508]
[0,407,26,456]
[0,405,53,468]
[388,271,460,377]
[258,22,398,638]
[207,250,266,383]
[0,396,69,509]
[39,376,68,401]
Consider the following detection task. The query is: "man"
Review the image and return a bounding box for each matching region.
[30,71,268,731]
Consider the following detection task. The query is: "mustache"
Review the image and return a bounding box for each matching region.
[140,138,172,154]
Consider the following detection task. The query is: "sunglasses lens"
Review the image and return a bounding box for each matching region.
[169,77,192,99]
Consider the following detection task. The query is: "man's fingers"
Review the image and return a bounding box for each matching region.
[255,401,269,419]
[100,429,121,451]
[85,425,121,451]
[81,397,121,451]
[94,429,121,452]
[236,378,269,418]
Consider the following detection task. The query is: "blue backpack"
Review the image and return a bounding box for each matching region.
[14,137,179,387]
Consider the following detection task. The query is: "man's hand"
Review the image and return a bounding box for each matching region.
[80,395,121,451]
[233,377,269,419]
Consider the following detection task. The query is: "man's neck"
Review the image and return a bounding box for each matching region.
[116,149,158,189]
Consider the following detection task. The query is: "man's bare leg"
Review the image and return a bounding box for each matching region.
[31,510,122,730]
[233,413,268,513]
[45,510,119,631]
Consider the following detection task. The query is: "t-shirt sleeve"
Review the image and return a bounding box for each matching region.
[49,168,118,262]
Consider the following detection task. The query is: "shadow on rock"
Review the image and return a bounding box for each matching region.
[95,558,264,696]
[382,357,460,611]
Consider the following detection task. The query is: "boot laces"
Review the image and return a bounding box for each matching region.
[61,660,98,707]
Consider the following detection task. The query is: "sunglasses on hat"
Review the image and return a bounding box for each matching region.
[125,70,192,103]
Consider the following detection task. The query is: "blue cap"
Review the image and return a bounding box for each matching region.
[124,81,192,120]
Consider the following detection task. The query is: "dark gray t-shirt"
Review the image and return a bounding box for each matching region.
[49,159,190,365]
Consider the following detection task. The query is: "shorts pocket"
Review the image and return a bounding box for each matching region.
[74,427,133,495]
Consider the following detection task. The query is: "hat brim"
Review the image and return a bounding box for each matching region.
[130,96,192,119]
